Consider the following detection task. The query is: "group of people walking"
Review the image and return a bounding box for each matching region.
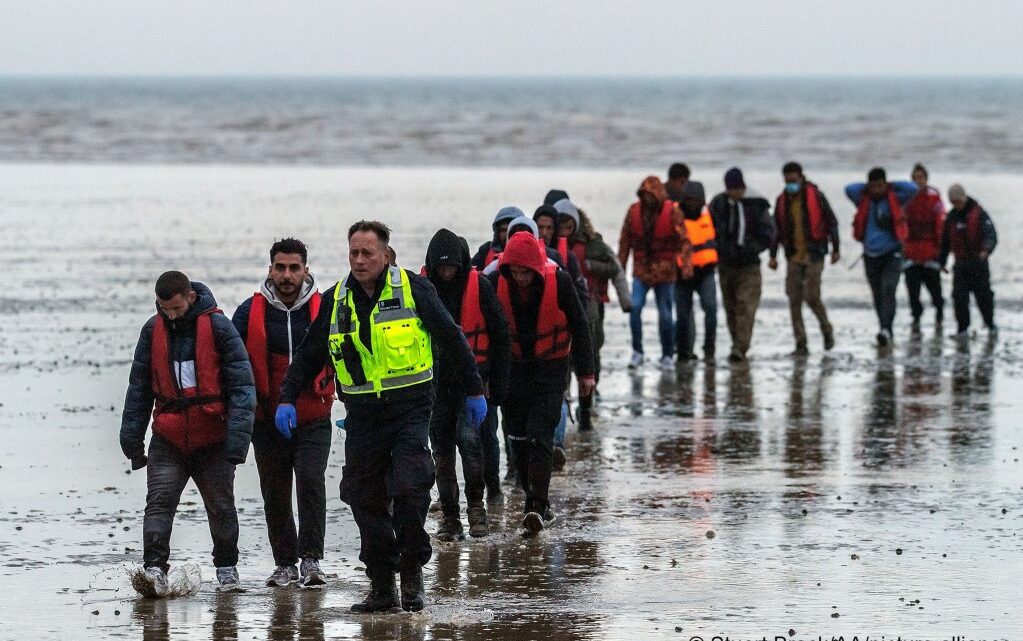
[622,162,998,368]
[118,161,998,613]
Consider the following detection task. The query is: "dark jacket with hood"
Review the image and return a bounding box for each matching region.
[120,282,256,464]
[279,267,485,408]
[708,190,775,267]
[232,275,332,422]
[533,204,590,306]
[425,228,511,405]
[487,234,594,395]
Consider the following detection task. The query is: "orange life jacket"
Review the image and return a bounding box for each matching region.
[496,264,571,361]
[460,270,490,365]
[775,183,828,245]
[246,292,334,424]
[150,310,227,452]
[853,189,907,244]
[683,207,718,269]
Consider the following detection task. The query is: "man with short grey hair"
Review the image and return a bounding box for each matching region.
[940,185,998,337]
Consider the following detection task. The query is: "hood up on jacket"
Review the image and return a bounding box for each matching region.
[637,175,668,205]
[507,215,539,239]
[552,198,580,235]
[259,274,317,312]
[544,189,570,206]
[157,281,218,331]
[425,228,472,310]
[492,206,524,249]
[499,230,548,277]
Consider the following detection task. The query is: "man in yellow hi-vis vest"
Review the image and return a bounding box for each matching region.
[277,220,487,614]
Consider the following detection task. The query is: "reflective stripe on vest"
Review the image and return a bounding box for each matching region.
[496,264,571,361]
[683,208,718,269]
[327,266,433,396]
[460,270,489,365]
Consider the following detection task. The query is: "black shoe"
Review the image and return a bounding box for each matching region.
[435,516,464,542]
[350,567,401,614]
[791,344,809,357]
[521,511,544,536]
[911,318,922,333]
[727,351,746,363]
[541,507,556,527]
[679,352,699,361]
[399,558,425,612]
[467,502,489,538]
[823,333,835,351]
[703,347,715,362]
[576,406,593,432]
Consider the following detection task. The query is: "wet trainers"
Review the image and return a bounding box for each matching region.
[659,355,675,371]
[542,507,557,527]
[552,446,567,470]
[435,516,465,542]
[265,564,299,587]
[521,511,544,536]
[628,352,644,370]
[467,502,489,538]
[137,566,169,598]
[300,558,326,588]
[216,566,241,592]
[876,328,893,347]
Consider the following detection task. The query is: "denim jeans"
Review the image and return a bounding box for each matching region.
[630,278,675,358]
[553,399,568,448]
[143,435,239,572]
[675,269,717,356]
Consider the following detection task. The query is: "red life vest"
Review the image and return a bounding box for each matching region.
[569,238,609,303]
[627,200,680,263]
[484,247,500,267]
[556,236,569,267]
[775,183,827,245]
[949,205,984,259]
[903,188,945,263]
[496,264,571,361]
[853,189,907,244]
[246,292,334,424]
[460,270,490,364]
[150,309,227,453]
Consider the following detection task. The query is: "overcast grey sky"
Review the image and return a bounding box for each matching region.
[2,0,1021,77]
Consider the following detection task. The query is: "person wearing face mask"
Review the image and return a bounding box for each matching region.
[674,181,717,362]
[708,167,775,363]
[231,238,335,588]
[768,162,840,356]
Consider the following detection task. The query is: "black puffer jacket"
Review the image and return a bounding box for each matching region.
[120,282,256,464]
[708,191,775,267]
[425,228,511,404]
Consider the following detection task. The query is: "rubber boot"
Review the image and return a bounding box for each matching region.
[399,556,425,612]
[350,566,401,614]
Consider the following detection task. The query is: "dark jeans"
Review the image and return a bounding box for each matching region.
[675,269,717,356]
[863,253,902,333]
[905,264,944,321]
[143,435,238,572]
[339,397,435,574]
[429,393,485,518]
[503,390,564,515]
[478,406,501,492]
[630,278,674,358]
[953,259,995,332]
[252,418,331,567]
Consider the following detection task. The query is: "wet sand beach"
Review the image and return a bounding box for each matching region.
[0,165,1021,640]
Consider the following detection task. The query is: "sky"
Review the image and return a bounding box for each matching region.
[2,0,1021,78]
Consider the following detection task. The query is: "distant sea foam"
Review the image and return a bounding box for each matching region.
[1,77,1021,171]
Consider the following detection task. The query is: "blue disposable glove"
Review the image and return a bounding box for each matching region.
[466,395,488,429]
[275,404,297,440]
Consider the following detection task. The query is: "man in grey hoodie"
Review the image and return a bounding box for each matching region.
[232,238,335,589]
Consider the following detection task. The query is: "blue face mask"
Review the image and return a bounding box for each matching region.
[785,182,801,194]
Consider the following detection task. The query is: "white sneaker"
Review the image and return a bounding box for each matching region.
[628,352,644,369]
[659,355,675,371]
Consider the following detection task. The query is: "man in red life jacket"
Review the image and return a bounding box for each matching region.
[120,271,256,596]
[768,162,840,356]
[423,229,511,540]
[231,238,334,588]
[845,167,918,347]
[487,232,595,535]
[618,175,691,370]
[903,163,946,330]
[940,184,999,337]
